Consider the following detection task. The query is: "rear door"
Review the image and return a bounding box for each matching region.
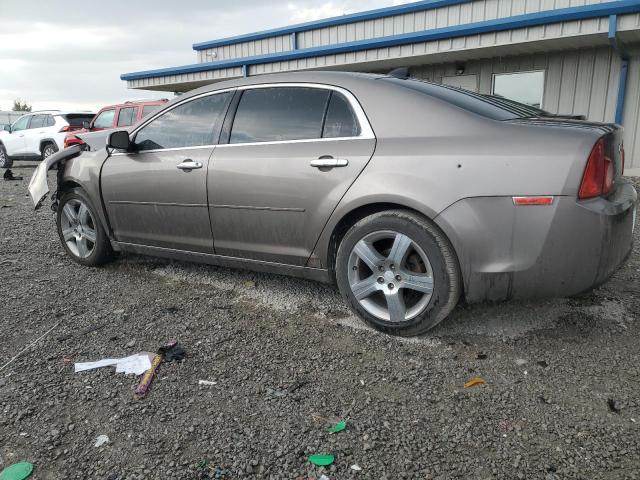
[208,84,376,266]
[101,90,233,252]
[23,114,47,155]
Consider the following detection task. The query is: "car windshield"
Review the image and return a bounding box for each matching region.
[382,77,552,120]
[61,114,95,127]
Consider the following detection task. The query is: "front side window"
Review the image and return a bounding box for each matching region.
[117,107,138,127]
[230,87,330,144]
[11,116,30,132]
[492,71,545,108]
[134,92,232,151]
[322,92,360,138]
[93,109,116,129]
[28,115,45,129]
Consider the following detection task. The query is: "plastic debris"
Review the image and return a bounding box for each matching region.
[94,435,109,447]
[515,358,527,366]
[3,170,23,181]
[319,475,330,480]
[327,420,346,433]
[464,377,486,388]
[351,464,362,471]
[198,380,217,386]
[75,353,154,376]
[0,462,33,480]
[476,352,487,360]
[308,454,335,466]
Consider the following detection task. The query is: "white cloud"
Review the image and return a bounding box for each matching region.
[287,2,351,22]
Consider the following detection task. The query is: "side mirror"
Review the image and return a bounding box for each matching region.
[107,130,131,151]
[3,125,11,133]
[82,121,91,129]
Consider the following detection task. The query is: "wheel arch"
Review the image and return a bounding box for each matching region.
[39,138,58,152]
[323,201,461,286]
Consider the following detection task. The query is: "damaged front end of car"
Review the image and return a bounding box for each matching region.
[28,145,82,211]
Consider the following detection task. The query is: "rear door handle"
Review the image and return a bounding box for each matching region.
[310,157,349,168]
[176,159,203,171]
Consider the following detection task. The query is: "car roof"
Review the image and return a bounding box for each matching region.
[98,99,169,110]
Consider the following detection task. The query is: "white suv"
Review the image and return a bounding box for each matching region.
[0,111,95,168]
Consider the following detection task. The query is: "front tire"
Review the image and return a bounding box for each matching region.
[0,144,12,168]
[335,210,461,336]
[57,188,114,266]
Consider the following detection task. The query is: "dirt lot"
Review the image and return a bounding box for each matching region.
[1,163,639,480]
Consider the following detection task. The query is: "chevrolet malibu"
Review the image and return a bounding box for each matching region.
[29,71,637,336]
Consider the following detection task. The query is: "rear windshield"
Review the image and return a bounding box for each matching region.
[382,77,550,120]
[59,114,95,126]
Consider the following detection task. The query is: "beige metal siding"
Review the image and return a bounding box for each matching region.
[199,35,291,63]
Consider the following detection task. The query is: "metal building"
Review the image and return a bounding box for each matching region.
[121,0,640,173]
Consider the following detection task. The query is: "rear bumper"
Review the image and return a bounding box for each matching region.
[435,180,637,302]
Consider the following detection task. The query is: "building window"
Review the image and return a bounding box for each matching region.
[492,71,545,108]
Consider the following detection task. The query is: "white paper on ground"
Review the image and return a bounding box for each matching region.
[75,353,153,375]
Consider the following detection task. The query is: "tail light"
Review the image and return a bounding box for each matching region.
[578,137,614,199]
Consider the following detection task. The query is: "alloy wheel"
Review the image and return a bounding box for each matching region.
[60,198,97,259]
[347,230,434,323]
[43,145,57,158]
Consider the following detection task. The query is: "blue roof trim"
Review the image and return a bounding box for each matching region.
[122,0,640,81]
[192,0,468,51]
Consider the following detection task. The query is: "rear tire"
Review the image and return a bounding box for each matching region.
[0,144,12,168]
[41,142,58,161]
[335,210,461,336]
[57,188,114,266]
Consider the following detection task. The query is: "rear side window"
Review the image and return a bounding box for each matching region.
[322,92,360,138]
[93,110,116,129]
[45,115,55,127]
[28,115,45,129]
[142,105,163,117]
[117,107,138,127]
[135,92,232,151]
[230,87,330,144]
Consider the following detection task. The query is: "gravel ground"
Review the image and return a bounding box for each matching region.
[1,163,639,480]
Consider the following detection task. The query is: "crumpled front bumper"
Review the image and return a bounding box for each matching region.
[28,145,81,209]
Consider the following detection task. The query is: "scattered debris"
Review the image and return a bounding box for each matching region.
[308,454,334,466]
[193,460,231,479]
[134,341,186,400]
[74,353,154,376]
[0,321,61,373]
[476,352,487,360]
[515,358,527,366]
[198,380,217,386]
[537,360,548,368]
[327,420,346,434]
[464,377,486,388]
[94,435,109,448]
[0,461,33,480]
[62,355,73,365]
[243,280,256,288]
[319,475,330,480]
[350,464,362,471]
[3,170,23,181]
[607,398,621,414]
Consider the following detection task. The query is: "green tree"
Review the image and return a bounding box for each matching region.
[12,99,32,112]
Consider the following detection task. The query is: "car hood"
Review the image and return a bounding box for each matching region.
[75,129,113,151]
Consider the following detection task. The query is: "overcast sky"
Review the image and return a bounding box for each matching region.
[1,0,411,112]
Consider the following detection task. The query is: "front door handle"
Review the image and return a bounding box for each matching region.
[310,157,349,168]
[176,159,203,171]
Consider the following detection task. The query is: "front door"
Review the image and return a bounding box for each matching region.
[4,115,30,156]
[209,85,376,266]
[101,91,233,253]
